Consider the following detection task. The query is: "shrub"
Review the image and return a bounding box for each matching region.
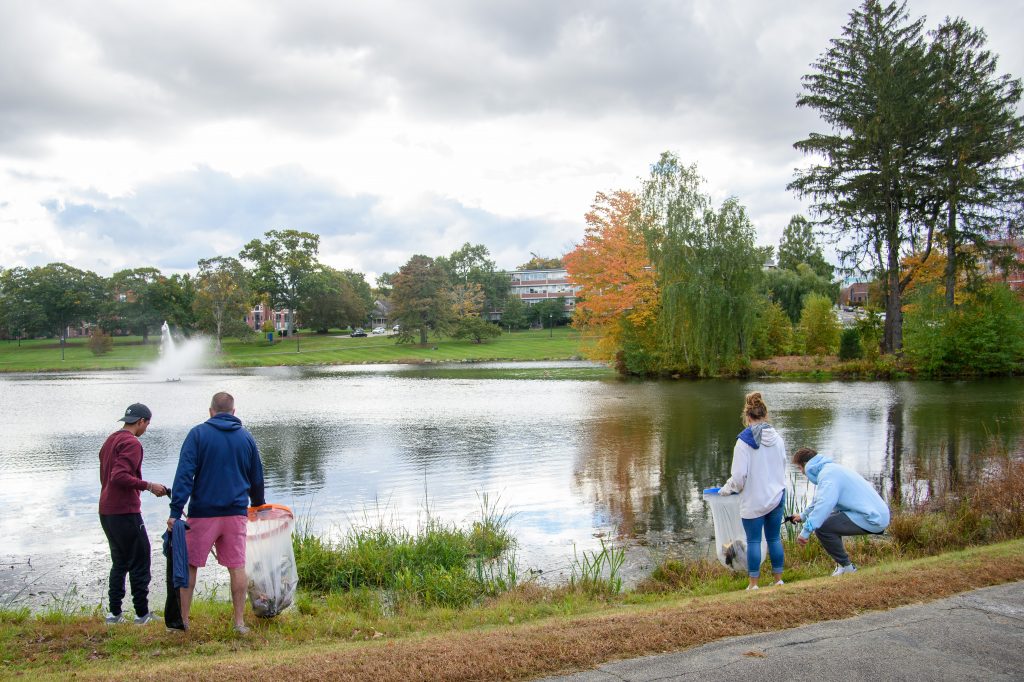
[452,316,501,344]
[838,327,862,360]
[751,299,793,358]
[905,283,1024,375]
[797,293,839,355]
[87,330,113,355]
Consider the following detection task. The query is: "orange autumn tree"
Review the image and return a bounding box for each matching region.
[564,190,659,362]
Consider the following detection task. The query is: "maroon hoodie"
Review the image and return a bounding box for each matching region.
[99,430,149,515]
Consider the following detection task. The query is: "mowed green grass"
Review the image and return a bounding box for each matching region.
[0,327,592,373]
[0,338,160,372]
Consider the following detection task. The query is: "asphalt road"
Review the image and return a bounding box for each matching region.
[537,581,1024,682]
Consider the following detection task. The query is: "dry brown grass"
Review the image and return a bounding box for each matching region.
[81,542,1024,682]
[751,354,839,374]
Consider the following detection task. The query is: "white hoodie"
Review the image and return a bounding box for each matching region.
[719,422,787,519]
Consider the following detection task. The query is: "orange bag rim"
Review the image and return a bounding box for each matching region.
[247,503,293,520]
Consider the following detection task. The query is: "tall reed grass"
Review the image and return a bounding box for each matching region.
[568,540,626,595]
[292,494,516,608]
[888,447,1024,554]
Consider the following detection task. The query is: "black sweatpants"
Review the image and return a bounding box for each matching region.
[813,511,873,566]
[100,513,151,617]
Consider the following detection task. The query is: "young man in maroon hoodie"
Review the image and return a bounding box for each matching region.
[99,403,169,624]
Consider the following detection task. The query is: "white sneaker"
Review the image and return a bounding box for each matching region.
[831,564,857,577]
[745,584,759,591]
[773,580,785,586]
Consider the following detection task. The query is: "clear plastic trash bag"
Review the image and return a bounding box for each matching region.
[245,504,298,618]
[702,488,768,572]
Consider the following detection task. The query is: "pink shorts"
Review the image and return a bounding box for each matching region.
[185,516,247,569]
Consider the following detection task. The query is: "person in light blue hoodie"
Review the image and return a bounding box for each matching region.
[792,447,890,576]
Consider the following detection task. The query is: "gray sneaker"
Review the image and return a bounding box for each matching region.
[105,612,125,625]
[134,612,158,625]
[234,623,251,635]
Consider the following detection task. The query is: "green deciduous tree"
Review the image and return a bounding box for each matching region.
[763,263,839,323]
[798,293,841,356]
[777,215,834,280]
[904,282,1024,375]
[452,316,501,344]
[240,229,320,336]
[526,297,566,329]
[193,257,252,352]
[0,267,46,342]
[790,0,934,354]
[517,254,563,270]
[150,273,197,333]
[106,267,166,343]
[374,272,395,299]
[641,152,763,376]
[390,255,451,344]
[24,263,106,359]
[500,294,528,330]
[437,243,510,316]
[751,298,794,359]
[299,266,372,333]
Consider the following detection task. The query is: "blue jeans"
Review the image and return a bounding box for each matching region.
[740,491,785,578]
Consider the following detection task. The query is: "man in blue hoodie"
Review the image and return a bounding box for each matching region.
[167,392,265,633]
[792,447,890,576]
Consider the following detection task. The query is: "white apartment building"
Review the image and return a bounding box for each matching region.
[507,268,580,317]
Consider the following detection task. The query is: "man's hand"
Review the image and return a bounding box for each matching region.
[166,518,176,533]
[147,482,169,497]
[797,535,809,546]
[791,513,803,523]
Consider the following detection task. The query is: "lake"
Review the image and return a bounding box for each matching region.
[1,362,1021,609]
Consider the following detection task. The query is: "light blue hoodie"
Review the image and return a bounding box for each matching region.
[800,454,890,539]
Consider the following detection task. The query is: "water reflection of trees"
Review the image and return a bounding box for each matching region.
[572,391,740,540]
[875,383,1024,506]
[249,422,339,494]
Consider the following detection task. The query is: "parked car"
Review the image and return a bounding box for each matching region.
[350,328,367,337]
[392,324,401,332]
[371,326,386,335]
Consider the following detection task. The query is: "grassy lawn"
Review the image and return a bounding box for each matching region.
[0,327,593,373]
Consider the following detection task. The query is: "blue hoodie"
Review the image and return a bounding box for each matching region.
[800,454,890,539]
[169,413,265,519]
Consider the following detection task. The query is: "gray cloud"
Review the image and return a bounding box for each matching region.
[9,2,1016,153]
[3,0,1022,271]
[43,166,570,275]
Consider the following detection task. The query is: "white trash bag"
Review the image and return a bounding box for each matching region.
[245,504,298,618]
[702,488,768,572]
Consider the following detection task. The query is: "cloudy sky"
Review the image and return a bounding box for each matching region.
[1,1,1021,281]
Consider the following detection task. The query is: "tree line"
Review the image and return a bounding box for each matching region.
[565,0,1024,377]
[0,229,570,354]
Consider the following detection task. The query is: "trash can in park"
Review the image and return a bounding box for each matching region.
[266,332,273,343]
[702,488,768,572]
[245,504,298,618]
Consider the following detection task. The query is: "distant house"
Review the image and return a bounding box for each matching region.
[245,304,294,332]
[505,268,581,319]
[839,282,870,306]
[370,300,390,328]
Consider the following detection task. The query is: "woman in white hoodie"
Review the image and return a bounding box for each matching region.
[719,392,787,589]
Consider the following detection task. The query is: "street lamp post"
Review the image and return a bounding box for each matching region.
[548,313,553,338]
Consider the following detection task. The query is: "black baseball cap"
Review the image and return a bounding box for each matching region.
[118,403,152,424]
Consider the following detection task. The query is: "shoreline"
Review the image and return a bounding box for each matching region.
[5,540,1022,680]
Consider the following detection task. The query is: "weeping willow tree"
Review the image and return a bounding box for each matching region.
[640,152,764,376]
